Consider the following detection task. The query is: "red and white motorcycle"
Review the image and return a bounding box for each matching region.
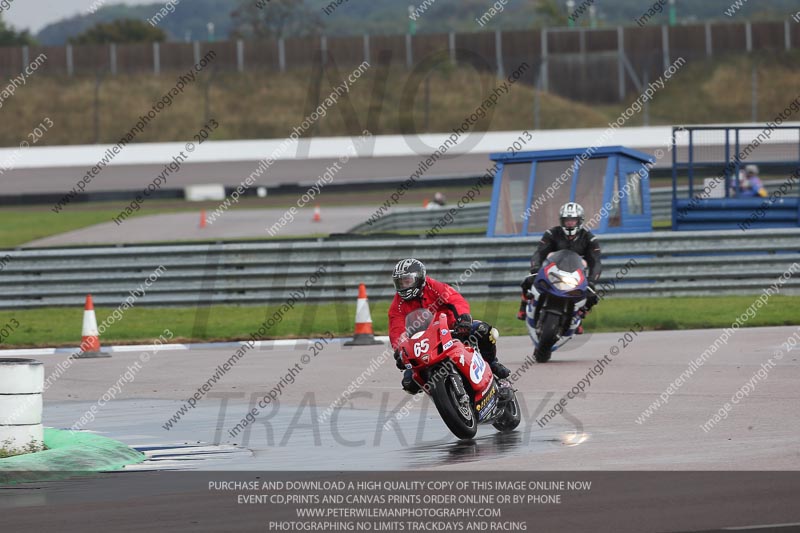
[398,309,521,440]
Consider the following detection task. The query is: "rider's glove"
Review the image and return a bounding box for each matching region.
[393,348,405,370]
[454,313,473,337]
[587,282,599,306]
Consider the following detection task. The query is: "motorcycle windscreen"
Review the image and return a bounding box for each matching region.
[546,250,586,273]
[405,308,433,337]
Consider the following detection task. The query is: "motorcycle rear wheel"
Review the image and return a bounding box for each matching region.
[430,372,478,440]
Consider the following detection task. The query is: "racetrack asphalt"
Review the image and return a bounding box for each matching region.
[14,327,800,471]
[1,154,496,195]
[2,327,799,532]
[24,206,380,247]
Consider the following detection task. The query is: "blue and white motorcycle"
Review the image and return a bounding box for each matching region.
[523,250,590,363]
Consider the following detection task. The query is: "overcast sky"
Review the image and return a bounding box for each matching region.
[4,0,156,33]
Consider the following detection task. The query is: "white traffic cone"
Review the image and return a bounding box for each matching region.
[344,284,382,346]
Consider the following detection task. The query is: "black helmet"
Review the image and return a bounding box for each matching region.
[559,202,585,237]
[392,258,426,301]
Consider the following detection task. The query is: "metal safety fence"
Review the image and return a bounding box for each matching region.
[0,228,798,309]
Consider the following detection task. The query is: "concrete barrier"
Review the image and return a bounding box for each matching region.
[0,359,44,454]
[185,184,226,201]
[0,128,678,170]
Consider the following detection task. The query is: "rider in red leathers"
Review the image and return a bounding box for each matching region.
[389,258,509,394]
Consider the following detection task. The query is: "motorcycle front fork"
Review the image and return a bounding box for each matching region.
[423,363,470,404]
[448,369,469,400]
[534,295,585,336]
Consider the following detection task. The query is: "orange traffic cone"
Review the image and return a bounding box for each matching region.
[312,205,321,223]
[199,210,207,228]
[344,284,382,346]
[76,294,110,358]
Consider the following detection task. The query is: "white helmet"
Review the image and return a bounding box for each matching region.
[745,164,759,176]
[559,202,584,237]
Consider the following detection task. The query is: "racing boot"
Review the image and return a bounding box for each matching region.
[575,307,588,335]
[401,369,421,394]
[489,360,511,379]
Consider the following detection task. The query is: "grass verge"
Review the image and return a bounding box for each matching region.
[0,296,797,348]
[0,209,130,249]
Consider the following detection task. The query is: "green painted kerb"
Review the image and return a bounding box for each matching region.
[0,428,145,484]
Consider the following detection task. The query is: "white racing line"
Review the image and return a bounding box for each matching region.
[0,336,390,357]
[722,523,800,531]
[122,443,253,471]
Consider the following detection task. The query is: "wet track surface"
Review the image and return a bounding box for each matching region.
[12,327,800,471]
[3,329,800,532]
[41,396,587,471]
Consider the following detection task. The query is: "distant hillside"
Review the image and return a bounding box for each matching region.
[36,0,237,45]
[1,50,798,148]
[35,0,800,46]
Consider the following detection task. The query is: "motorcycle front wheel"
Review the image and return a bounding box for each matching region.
[535,312,562,363]
[429,370,478,440]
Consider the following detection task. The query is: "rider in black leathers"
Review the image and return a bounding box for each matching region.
[518,202,602,333]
